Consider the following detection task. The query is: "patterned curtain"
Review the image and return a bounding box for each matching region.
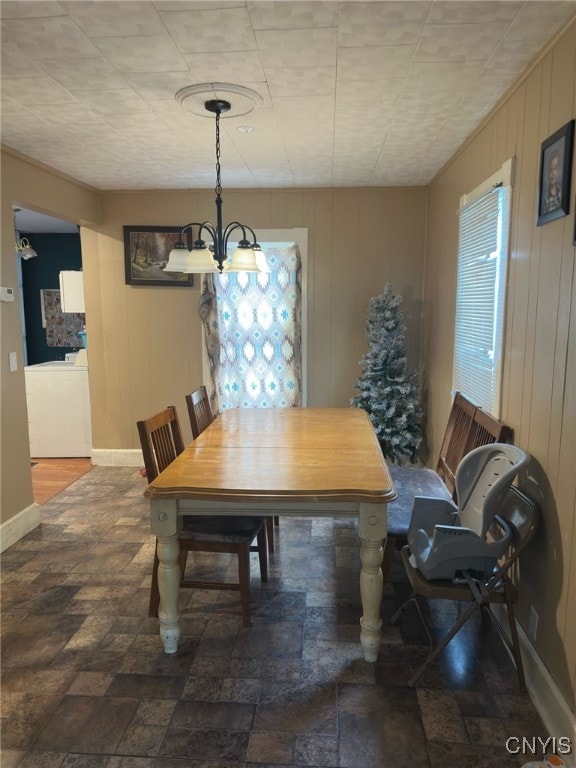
[200,244,302,410]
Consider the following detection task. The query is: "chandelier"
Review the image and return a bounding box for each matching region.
[164,96,265,275]
[14,208,38,260]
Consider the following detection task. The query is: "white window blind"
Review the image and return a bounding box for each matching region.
[453,162,513,417]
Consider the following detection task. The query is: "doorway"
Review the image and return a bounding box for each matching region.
[15,208,92,484]
[15,207,82,366]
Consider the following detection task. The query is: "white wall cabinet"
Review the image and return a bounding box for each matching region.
[25,362,92,457]
[59,270,85,313]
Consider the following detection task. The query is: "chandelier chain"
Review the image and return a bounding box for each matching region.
[215,110,222,198]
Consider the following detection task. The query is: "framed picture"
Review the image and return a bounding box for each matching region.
[537,119,574,226]
[124,226,193,286]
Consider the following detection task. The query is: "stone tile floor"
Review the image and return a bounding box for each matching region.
[1,466,548,767]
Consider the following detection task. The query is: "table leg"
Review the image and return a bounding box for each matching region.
[156,534,181,654]
[358,503,387,662]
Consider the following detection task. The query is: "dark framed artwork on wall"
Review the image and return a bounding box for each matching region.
[537,119,574,226]
[124,226,193,286]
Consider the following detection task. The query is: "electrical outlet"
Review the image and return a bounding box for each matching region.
[529,606,539,641]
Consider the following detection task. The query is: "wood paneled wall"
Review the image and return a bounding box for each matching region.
[424,23,576,710]
[85,187,427,448]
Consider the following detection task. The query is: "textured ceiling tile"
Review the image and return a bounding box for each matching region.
[427,1,520,24]
[458,73,514,114]
[393,99,459,124]
[272,94,335,120]
[40,57,130,90]
[0,43,47,77]
[72,89,152,115]
[2,75,78,105]
[183,51,266,83]
[92,34,188,73]
[504,1,576,41]
[265,66,335,97]
[414,22,506,63]
[333,145,382,166]
[63,1,165,37]
[247,0,338,30]
[335,118,391,143]
[1,16,101,59]
[387,115,446,137]
[0,1,65,19]
[0,95,31,114]
[292,169,333,186]
[1,111,51,137]
[124,72,201,101]
[278,119,332,144]
[338,1,429,47]
[404,62,483,96]
[483,39,544,75]
[2,0,575,191]
[336,78,404,107]
[27,102,105,125]
[337,45,416,81]
[153,1,246,9]
[255,28,337,68]
[159,7,257,54]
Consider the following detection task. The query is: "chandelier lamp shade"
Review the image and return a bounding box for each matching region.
[164,97,265,275]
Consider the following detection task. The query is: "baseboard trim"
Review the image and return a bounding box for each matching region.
[0,503,41,553]
[91,449,142,466]
[493,605,576,766]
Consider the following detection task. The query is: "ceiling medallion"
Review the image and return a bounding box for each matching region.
[175,83,263,118]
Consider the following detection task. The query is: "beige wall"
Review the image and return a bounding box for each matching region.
[1,160,427,519]
[0,151,100,524]
[424,24,576,710]
[85,187,427,449]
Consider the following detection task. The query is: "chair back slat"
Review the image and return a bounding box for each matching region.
[466,408,513,454]
[437,392,477,486]
[137,405,184,481]
[436,392,514,500]
[186,386,215,439]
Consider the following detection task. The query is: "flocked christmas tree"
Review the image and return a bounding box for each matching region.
[352,284,422,464]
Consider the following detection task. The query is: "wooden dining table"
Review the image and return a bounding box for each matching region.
[144,407,396,661]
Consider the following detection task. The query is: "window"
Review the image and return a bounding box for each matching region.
[200,229,308,410]
[453,159,514,416]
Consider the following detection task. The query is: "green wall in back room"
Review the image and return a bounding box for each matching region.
[21,232,82,365]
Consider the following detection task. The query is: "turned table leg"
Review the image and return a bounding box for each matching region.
[358,502,387,662]
[150,500,181,654]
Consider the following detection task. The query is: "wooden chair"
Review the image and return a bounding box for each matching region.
[384,392,514,579]
[137,405,268,626]
[436,391,477,493]
[391,486,539,691]
[436,392,513,500]
[185,386,277,554]
[185,385,214,439]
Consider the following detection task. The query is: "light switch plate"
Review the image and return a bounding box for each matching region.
[0,287,15,302]
[9,352,18,372]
